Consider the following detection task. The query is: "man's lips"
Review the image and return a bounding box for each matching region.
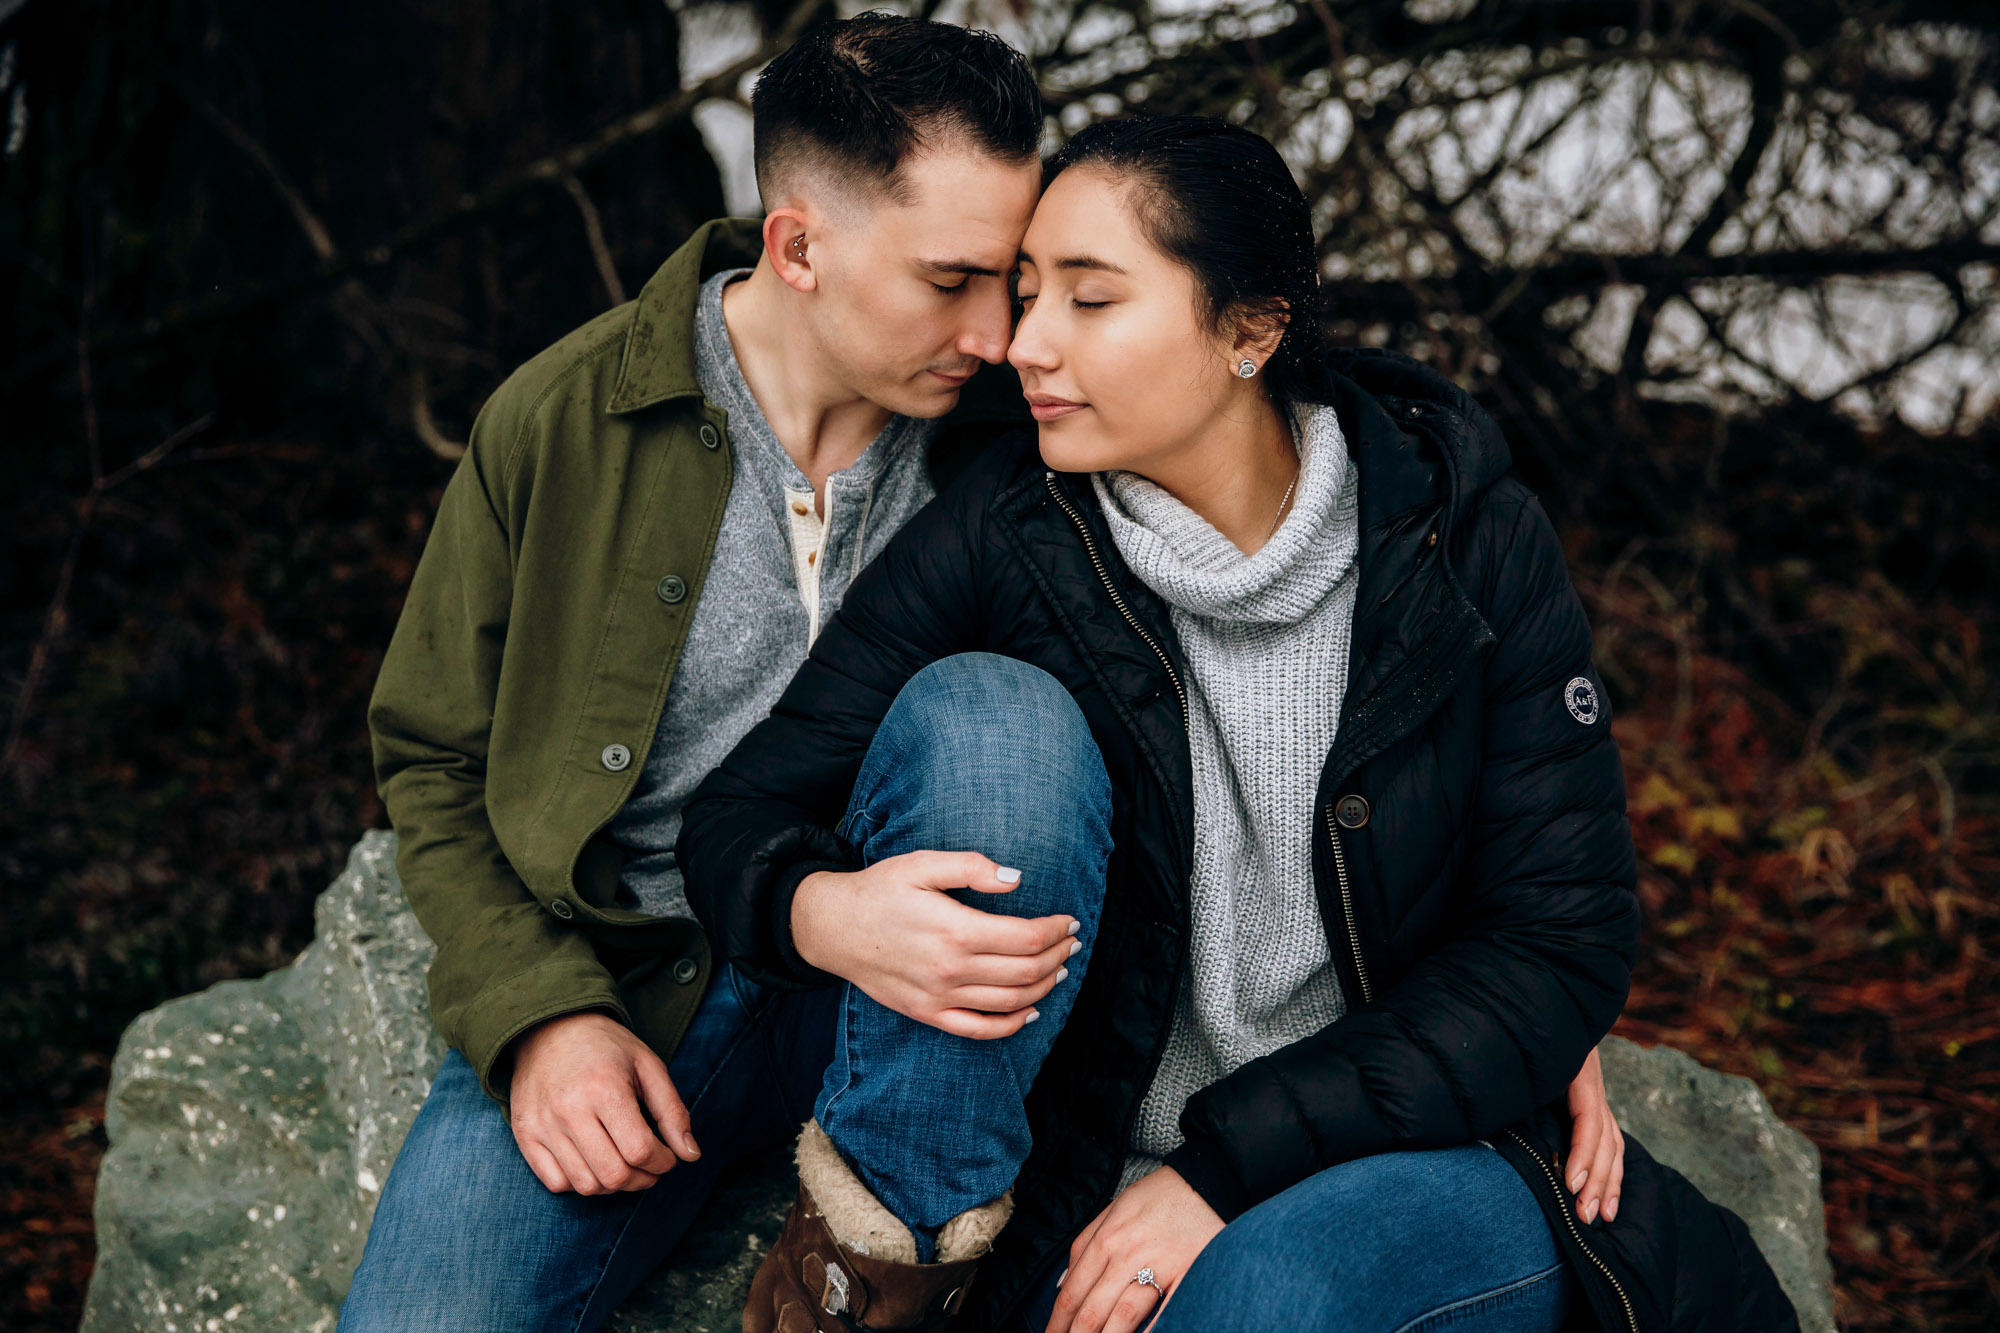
[928,367,975,387]
[1025,393,1087,422]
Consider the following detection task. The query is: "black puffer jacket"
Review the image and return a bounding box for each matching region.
[679,350,1798,1333]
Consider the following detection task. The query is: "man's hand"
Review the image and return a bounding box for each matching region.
[791,851,1081,1040]
[1047,1166,1222,1333]
[507,1011,699,1196]
[1565,1046,1624,1223]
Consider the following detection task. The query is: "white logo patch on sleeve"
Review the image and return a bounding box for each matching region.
[1564,676,1600,725]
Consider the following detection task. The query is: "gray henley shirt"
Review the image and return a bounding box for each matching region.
[608,269,940,917]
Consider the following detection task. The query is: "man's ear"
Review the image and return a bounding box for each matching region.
[764,208,815,293]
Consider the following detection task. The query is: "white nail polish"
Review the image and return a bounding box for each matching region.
[997,866,1022,884]
[1068,938,1082,958]
[1057,967,1069,983]
[1067,919,1081,936]
[1024,1009,1041,1024]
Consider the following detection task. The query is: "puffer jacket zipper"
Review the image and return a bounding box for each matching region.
[1320,806,1375,1005]
[1044,473,1188,725]
[1040,469,1197,1223]
[1503,1128,1641,1333]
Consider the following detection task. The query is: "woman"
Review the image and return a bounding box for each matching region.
[679,116,1794,1333]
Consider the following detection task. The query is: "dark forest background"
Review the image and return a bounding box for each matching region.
[2,1,1995,1328]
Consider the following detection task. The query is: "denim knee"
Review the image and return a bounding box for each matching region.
[846,653,1110,918]
[1155,1148,1568,1333]
[889,655,1097,773]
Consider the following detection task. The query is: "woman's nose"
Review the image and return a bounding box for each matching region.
[1007,304,1056,372]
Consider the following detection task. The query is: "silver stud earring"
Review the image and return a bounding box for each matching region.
[1237,359,1258,379]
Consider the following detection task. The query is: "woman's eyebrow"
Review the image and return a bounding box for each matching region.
[1054,255,1129,274]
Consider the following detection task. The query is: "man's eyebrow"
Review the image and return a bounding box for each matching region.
[918,259,1005,278]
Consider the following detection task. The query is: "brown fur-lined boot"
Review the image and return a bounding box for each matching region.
[743,1120,1013,1333]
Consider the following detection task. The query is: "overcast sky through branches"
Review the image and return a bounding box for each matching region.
[669,0,1999,434]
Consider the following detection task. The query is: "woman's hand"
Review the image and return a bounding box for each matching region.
[1046,1167,1223,1333]
[791,852,1081,1040]
[1565,1046,1624,1223]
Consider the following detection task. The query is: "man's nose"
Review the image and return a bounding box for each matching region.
[956,285,1015,365]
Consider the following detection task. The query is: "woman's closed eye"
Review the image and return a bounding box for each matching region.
[1013,291,1109,312]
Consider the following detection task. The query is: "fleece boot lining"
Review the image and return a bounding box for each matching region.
[794,1120,1014,1266]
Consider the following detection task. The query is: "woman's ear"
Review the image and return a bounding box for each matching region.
[1231,299,1290,371]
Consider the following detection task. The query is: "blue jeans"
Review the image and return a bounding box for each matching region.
[337,969,835,1332]
[818,654,1111,1255]
[340,654,1111,1330]
[1016,1146,1572,1333]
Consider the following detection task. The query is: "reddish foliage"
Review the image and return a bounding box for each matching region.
[1595,574,1998,1330]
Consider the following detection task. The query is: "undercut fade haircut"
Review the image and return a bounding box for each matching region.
[752,11,1042,205]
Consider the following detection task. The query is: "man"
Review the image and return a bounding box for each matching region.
[338,15,1057,1330]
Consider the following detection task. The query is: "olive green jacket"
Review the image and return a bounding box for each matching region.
[369,219,1021,1103]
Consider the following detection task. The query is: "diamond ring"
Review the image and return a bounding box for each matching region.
[1131,1267,1164,1296]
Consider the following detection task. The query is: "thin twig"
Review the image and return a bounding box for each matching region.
[562,175,627,307]
[1,408,213,781]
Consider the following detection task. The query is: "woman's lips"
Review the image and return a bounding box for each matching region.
[1026,394,1086,422]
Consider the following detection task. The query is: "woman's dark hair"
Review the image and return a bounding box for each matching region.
[1046,115,1330,402]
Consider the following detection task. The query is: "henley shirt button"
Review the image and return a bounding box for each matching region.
[548,898,574,920]
[1427,530,1439,548]
[1334,793,1371,830]
[656,574,687,604]
[699,424,720,449]
[601,743,632,772]
[671,957,700,985]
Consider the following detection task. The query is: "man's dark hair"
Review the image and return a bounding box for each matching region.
[752,12,1042,203]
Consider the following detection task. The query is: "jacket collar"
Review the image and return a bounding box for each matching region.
[607,218,765,414]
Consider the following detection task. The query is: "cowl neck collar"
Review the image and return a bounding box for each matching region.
[1091,401,1359,627]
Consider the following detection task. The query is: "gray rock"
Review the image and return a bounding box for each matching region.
[1599,1038,1836,1333]
[83,832,443,1333]
[85,835,1833,1331]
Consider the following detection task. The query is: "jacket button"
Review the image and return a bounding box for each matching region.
[601,743,632,772]
[548,898,574,920]
[1334,794,1371,829]
[656,574,687,604]
[698,424,720,450]
[671,957,699,985]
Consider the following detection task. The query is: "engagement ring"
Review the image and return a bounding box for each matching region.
[1131,1267,1164,1295]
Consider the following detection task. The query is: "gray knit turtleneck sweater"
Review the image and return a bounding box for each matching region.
[1092,401,1360,1192]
